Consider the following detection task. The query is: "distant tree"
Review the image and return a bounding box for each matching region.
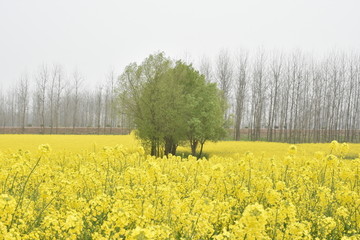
[0,90,5,128]
[48,64,63,134]
[35,64,49,133]
[72,69,83,131]
[249,51,266,140]
[266,52,283,141]
[17,74,30,132]
[234,51,248,141]
[53,65,65,133]
[199,55,213,82]
[215,50,233,121]
[104,69,117,133]
[95,84,103,133]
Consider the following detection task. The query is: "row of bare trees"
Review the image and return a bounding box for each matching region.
[0,65,127,134]
[199,50,360,143]
[1,50,359,142]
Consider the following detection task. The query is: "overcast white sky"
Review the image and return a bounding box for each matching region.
[0,0,359,89]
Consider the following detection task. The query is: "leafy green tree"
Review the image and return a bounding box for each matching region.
[118,53,173,156]
[118,53,226,157]
[173,61,226,157]
[136,62,186,156]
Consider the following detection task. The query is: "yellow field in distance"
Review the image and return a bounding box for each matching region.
[0,134,359,158]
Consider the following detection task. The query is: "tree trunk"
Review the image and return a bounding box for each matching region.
[190,140,198,156]
[151,140,157,156]
[198,140,205,159]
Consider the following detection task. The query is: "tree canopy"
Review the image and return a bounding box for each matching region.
[118,52,226,157]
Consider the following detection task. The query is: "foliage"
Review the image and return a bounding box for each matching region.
[118,53,226,157]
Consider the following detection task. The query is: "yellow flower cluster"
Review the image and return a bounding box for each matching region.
[0,138,359,239]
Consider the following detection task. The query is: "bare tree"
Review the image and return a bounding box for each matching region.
[48,65,62,134]
[62,83,72,128]
[250,50,266,140]
[0,89,5,129]
[234,51,248,140]
[71,69,83,132]
[199,55,213,82]
[95,84,103,134]
[53,65,65,133]
[35,64,49,133]
[266,52,283,141]
[17,74,30,132]
[104,69,117,133]
[215,49,233,121]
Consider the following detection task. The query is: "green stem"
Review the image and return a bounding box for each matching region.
[9,156,41,230]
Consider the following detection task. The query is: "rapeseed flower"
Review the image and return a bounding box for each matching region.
[0,139,358,239]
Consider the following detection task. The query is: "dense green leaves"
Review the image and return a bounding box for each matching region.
[118,53,226,157]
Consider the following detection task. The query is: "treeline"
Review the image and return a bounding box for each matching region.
[0,65,127,134]
[205,50,360,143]
[1,50,360,143]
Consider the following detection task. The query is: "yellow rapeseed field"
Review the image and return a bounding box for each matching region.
[0,134,360,239]
[0,134,139,153]
[1,134,360,157]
